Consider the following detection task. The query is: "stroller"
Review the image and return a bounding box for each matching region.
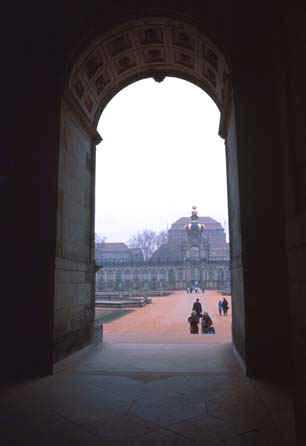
[201,312,215,334]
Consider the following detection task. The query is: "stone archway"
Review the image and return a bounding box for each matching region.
[66,17,230,133]
[4,1,304,440]
[55,15,242,367]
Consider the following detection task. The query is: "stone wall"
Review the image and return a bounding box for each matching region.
[54,100,97,361]
[225,98,246,363]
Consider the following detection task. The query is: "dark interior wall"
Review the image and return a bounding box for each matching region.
[1,15,62,379]
[283,7,306,444]
[230,5,292,381]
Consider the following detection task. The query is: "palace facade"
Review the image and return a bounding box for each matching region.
[96,208,231,293]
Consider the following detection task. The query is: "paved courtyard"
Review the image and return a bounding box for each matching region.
[0,291,295,445]
[103,290,232,344]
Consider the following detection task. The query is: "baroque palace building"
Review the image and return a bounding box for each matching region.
[96,207,231,293]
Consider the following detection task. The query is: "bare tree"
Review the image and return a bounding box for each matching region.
[95,234,107,264]
[128,229,168,260]
[95,233,107,244]
[155,229,168,247]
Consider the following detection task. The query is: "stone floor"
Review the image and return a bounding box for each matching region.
[0,291,296,445]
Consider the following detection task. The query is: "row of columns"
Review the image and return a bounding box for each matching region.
[98,267,228,282]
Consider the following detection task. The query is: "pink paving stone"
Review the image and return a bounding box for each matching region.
[103,290,232,344]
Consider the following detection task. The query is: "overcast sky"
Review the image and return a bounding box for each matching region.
[95,77,228,243]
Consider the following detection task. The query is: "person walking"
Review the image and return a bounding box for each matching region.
[218,299,223,316]
[222,297,229,316]
[188,311,199,334]
[192,298,202,319]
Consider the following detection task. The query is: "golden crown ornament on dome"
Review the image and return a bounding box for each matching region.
[185,206,205,235]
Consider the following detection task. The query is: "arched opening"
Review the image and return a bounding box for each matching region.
[3,3,303,444]
[93,76,232,345]
[67,17,229,128]
[56,15,242,364]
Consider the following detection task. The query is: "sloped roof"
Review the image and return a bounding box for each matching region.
[130,248,142,255]
[171,216,222,230]
[99,242,129,252]
[151,243,170,259]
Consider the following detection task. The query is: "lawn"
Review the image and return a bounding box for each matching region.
[95,308,134,324]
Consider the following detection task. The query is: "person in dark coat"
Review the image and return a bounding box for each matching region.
[218,299,223,316]
[222,297,229,316]
[188,311,199,334]
[192,298,202,318]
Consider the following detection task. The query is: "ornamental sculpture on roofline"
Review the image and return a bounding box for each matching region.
[185,206,205,246]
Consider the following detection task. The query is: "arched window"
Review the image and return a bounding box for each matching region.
[169,269,176,282]
[190,246,200,260]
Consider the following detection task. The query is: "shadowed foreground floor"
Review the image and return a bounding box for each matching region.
[0,291,295,445]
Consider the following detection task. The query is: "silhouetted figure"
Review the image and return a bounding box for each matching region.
[202,312,215,334]
[222,297,229,316]
[188,311,199,334]
[218,299,223,316]
[192,298,202,318]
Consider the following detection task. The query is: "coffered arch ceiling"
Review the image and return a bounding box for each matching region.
[68,17,231,133]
